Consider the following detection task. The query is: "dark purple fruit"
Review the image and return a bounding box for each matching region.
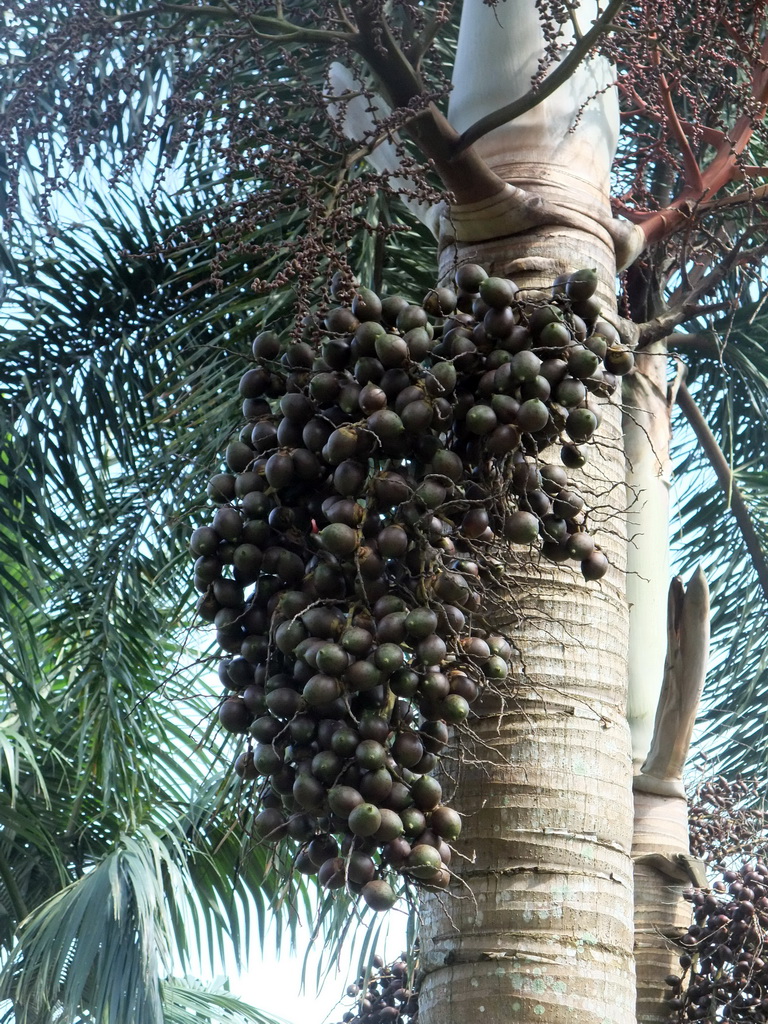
[561,443,587,468]
[454,263,488,292]
[218,698,252,734]
[207,473,237,504]
[396,304,429,333]
[430,805,462,842]
[582,549,609,580]
[460,508,489,538]
[328,785,364,818]
[253,807,287,842]
[377,525,409,558]
[303,674,342,706]
[391,732,424,768]
[318,856,347,889]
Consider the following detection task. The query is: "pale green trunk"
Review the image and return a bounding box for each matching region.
[624,347,672,772]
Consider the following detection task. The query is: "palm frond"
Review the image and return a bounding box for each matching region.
[671,300,768,772]
[162,976,289,1024]
[0,829,178,1024]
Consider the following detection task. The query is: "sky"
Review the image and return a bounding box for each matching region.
[201,907,410,1024]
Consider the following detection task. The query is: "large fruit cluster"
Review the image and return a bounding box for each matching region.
[333,953,419,1024]
[665,777,768,1022]
[190,264,634,910]
[667,862,768,1021]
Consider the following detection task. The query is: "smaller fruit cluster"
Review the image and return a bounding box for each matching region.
[191,264,634,910]
[333,953,419,1024]
[668,863,768,1021]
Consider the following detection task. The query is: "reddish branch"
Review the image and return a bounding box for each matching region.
[626,31,768,247]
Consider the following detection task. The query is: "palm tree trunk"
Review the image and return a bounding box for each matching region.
[416,5,641,1023]
[419,227,634,1024]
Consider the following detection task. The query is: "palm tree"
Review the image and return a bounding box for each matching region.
[1,2,768,1024]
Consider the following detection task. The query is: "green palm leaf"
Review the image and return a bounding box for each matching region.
[161,977,288,1024]
[670,302,768,772]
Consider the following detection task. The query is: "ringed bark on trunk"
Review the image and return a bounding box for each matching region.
[418,5,636,1024]
[419,233,634,1024]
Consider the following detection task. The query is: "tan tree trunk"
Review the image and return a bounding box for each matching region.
[419,241,634,1024]
[416,5,636,1024]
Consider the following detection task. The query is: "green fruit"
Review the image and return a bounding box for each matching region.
[396,304,429,333]
[517,398,550,433]
[479,276,518,309]
[318,523,358,557]
[372,808,405,842]
[348,802,383,837]
[400,807,427,837]
[374,643,405,675]
[340,627,374,657]
[528,304,563,336]
[484,655,509,680]
[404,607,439,639]
[465,404,497,436]
[566,408,598,443]
[407,844,442,878]
[315,643,349,675]
[389,668,420,698]
[356,739,388,770]
[454,263,488,292]
[568,347,601,379]
[565,268,598,301]
[375,333,409,368]
[440,694,470,724]
[423,286,457,316]
[411,775,442,811]
[538,320,572,350]
[510,349,542,382]
[352,287,383,322]
[604,346,635,375]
